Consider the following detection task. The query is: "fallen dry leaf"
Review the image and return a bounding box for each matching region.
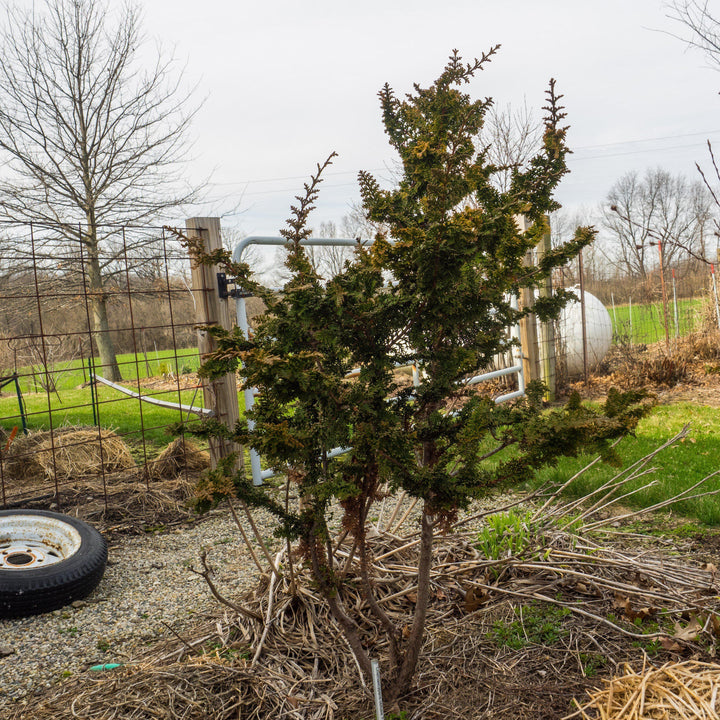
[711,614,720,637]
[613,593,657,622]
[464,586,491,612]
[673,615,703,642]
[659,636,683,652]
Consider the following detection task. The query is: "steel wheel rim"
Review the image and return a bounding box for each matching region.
[0,515,82,570]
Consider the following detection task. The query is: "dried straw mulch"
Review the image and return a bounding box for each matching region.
[3,426,135,483]
[567,661,720,719]
[9,429,720,718]
[149,437,209,479]
[65,471,199,531]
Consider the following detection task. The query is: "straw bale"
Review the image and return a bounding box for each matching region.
[149,437,209,479]
[3,426,135,483]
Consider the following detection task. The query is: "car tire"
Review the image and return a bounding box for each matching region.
[0,509,107,618]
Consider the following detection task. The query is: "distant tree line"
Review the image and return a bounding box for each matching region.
[0,266,197,377]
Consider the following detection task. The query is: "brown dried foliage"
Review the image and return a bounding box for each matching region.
[149,438,209,480]
[3,426,135,483]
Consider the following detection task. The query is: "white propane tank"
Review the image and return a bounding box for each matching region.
[559,288,613,376]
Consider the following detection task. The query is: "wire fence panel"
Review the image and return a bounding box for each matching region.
[2,218,718,509]
[0,222,207,511]
[552,261,720,386]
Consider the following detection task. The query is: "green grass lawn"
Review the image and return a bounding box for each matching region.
[0,385,208,457]
[529,402,720,526]
[3,348,720,528]
[608,297,701,345]
[13,347,202,395]
[0,348,207,458]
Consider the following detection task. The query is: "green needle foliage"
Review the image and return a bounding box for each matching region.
[183,49,650,703]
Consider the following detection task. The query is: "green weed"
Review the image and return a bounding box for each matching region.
[487,602,571,649]
[476,510,536,561]
[206,642,250,662]
[579,652,607,677]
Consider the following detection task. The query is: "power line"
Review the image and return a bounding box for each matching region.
[570,139,719,162]
[210,130,720,194]
[572,129,720,151]
[212,167,390,188]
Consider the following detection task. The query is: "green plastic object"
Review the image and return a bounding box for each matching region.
[89,663,123,672]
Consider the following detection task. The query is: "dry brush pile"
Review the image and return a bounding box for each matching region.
[2,426,136,483]
[1,430,208,533]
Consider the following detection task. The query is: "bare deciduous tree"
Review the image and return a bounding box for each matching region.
[0,0,200,380]
[666,1,720,262]
[666,0,720,68]
[551,207,612,284]
[478,100,544,192]
[275,213,381,284]
[602,168,714,278]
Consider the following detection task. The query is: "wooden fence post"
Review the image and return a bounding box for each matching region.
[537,223,556,401]
[515,215,541,386]
[186,217,241,469]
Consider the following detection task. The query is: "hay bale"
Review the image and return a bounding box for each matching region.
[149,438,209,479]
[3,426,136,483]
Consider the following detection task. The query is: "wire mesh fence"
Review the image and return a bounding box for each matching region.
[1,219,718,511]
[585,268,719,346]
[550,258,720,389]
[0,222,208,512]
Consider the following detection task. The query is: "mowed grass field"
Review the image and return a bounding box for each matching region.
[10,347,202,394]
[2,346,720,528]
[608,297,703,344]
[530,402,720,526]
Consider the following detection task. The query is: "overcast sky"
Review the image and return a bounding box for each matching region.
[139,0,719,239]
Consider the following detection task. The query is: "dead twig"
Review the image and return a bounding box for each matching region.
[189,551,263,624]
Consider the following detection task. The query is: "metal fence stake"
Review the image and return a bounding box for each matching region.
[371,658,385,720]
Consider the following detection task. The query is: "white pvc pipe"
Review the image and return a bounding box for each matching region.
[231,237,527,485]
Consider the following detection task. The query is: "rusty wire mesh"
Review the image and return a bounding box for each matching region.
[0,221,209,515]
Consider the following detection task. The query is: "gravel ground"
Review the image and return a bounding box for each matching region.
[0,506,280,711]
[0,494,498,714]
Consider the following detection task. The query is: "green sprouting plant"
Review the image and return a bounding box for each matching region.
[476,510,536,560]
[207,642,250,662]
[631,638,661,656]
[579,652,607,677]
[488,603,571,649]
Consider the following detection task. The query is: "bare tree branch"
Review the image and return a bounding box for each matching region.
[602,168,715,277]
[666,0,720,70]
[0,0,203,379]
